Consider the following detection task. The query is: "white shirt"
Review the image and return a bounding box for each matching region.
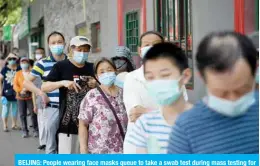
[123,66,159,153]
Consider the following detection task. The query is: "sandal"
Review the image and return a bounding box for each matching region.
[12,126,21,130]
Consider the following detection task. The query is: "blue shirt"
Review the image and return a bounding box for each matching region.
[167,91,259,154]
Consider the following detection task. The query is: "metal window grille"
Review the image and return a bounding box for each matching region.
[156,0,193,89]
[126,11,139,53]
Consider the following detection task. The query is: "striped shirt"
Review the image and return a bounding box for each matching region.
[167,91,259,154]
[125,110,172,154]
[31,55,66,104]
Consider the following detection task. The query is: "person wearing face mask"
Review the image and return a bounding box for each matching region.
[112,46,135,89]
[23,31,67,154]
[167,31,259,154]
[31,48,47,151]
[125,42,193,154]
[13,57,38,138]
[41,36,96,154]
[0,53,20,132]
[78,58,128,154]
[123,31,164,153]
[34,47,45,61]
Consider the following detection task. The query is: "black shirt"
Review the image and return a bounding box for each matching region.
[46,59,95,135]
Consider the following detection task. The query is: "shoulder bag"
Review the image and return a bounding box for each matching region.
[97,86,125,141]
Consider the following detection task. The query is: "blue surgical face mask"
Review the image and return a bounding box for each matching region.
[49,45,64,56]
[207,91,255,117]
[255,68,259,83]
[73,51,88,64]
[8,60,16,65]
[99,72,116,86]
[146,78,182,106]
[21,63,29,70]
[141,46,152,59]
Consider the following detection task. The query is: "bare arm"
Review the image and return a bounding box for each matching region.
[79,120,88,154]
[23,75,41,95]
[41,81,64,93]
[24,74,50,105]
[0,74,3,96]
[32,93,37,113]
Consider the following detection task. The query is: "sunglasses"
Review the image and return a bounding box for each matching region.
[8,58,17,61]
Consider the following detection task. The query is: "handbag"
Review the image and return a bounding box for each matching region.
[18,91,31,99]
[97,86,125,141]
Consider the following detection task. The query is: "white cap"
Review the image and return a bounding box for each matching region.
[70,36,92,47]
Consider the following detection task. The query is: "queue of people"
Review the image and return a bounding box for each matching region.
[0,30,258,155]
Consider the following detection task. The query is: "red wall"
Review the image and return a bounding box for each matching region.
[234,0,256,34]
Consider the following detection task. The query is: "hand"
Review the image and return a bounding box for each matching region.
[20,90,26,95]
[62,80,81,93]
[33,107,37,114]
[129,106,149,122]
[87,78,97,88]
[39,92,50,107]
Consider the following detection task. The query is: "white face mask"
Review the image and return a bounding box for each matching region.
[207,91,255,117]
[35,54,42,61]
[140,46,152,59]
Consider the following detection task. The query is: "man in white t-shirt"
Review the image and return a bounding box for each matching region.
[123,31,165,153]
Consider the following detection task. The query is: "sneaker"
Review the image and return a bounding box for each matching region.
[33,131,39,138]
[22,132,29,138]
[37,145,46,151]
[3,128,9,132]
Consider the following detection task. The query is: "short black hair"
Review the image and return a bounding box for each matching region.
[35,47,45,52]
[196,31,258,77]
[29,59,34,67]
[143,42,189,73]
[139,31,164,46]
[47,31,65,43]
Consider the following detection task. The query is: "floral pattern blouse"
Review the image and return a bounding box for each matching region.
[78,87,128,154]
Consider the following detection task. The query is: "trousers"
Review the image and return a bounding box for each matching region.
[58,133,80,154]
[44,107,59,154]
[17,99,38,133]
[38,108,46,146]
[2,101,17,118]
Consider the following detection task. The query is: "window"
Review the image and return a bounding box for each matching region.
[126,11,139,53]
[91,21,101,53]
[156,0,193,89]
[75,22,87,36]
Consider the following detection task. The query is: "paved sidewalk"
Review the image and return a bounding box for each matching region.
[0,118,42,166]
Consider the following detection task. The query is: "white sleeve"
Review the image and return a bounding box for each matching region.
[123,73,142,115]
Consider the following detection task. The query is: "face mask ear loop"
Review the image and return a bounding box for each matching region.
[178,75,189,101]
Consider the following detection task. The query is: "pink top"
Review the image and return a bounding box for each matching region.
[78,88,128,154]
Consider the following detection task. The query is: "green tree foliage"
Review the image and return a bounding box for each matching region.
[0,0,22,26]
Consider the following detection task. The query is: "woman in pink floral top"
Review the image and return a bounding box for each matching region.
[78,58,128,154]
